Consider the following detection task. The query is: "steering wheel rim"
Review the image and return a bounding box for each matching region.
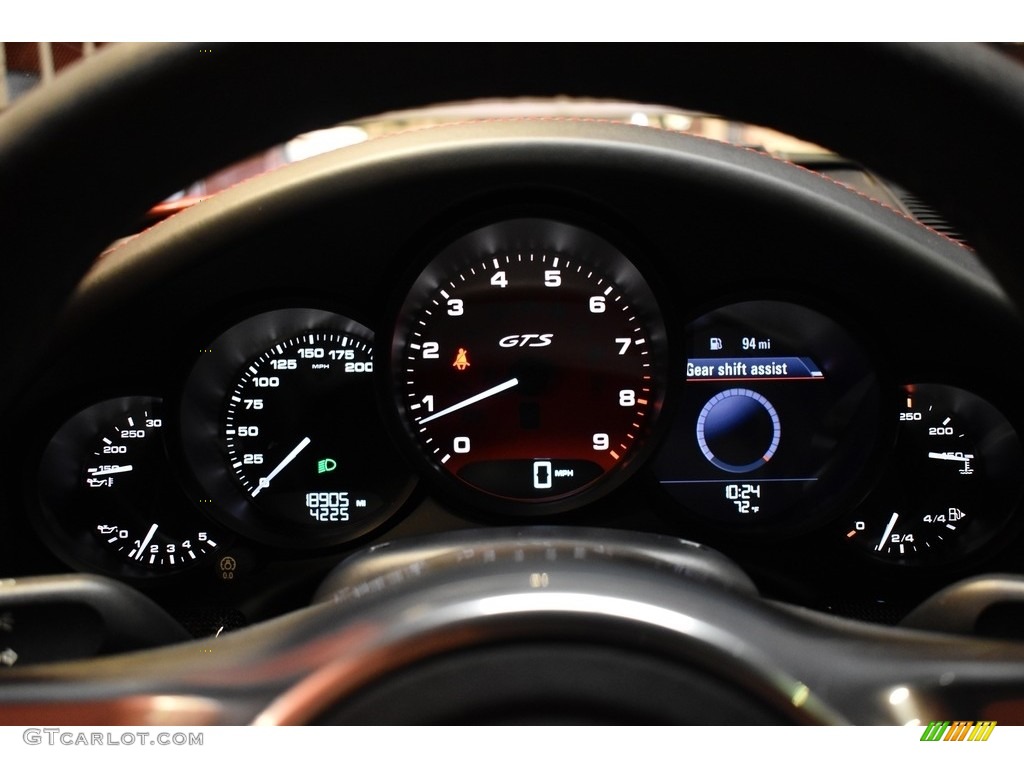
[2,43,1024,410]
[3,42,1024,724]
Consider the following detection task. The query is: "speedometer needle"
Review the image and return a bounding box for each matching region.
[418,378,519,424]
[252,436,311,497]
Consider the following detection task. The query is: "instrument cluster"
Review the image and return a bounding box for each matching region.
[27,215,1024,593]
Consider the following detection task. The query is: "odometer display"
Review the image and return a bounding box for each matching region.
[391,218,668,510]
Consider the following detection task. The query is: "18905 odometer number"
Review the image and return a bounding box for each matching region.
[391,219,669,511]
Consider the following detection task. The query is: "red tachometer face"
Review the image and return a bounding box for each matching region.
[391,218,669,511]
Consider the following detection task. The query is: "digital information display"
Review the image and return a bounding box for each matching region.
[652,301,878,528]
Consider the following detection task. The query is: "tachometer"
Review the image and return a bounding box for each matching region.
[181,308,416,548]
[390,218,669,512]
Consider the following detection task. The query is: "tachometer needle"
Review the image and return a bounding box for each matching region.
[252,436,311,497]
[876,512,899,552]
[134,523,159,561]
[419,378,519,424]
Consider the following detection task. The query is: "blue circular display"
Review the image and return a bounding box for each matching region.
[696,388,780,473]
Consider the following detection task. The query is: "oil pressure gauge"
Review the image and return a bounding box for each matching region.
[846,384,1024,566]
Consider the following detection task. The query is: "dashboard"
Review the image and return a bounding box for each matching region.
[4,114,1024,652]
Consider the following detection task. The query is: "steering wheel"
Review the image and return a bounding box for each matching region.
[3,42,1024,725]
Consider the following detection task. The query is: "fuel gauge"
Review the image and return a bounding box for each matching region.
[846,384,1024,566]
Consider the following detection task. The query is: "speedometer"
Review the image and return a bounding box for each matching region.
[181,308,416,548]
[390,218,669,512]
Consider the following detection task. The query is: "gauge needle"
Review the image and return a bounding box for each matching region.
[134,523,159,561]
[419,378,519,424]
[876,512,898,552]
[88,465,133,476]
[927,451,974,462]
[252,436,311,497]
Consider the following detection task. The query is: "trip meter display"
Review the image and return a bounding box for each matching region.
[653,301,878,531]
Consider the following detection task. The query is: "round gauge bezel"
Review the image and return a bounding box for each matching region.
[844,382,1024,568]
[35,396,226,579]
[179,307,417,549]
[386,216,672,517]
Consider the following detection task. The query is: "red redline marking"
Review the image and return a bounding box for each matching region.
[610,450,620,460]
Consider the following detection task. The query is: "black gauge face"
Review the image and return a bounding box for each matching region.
[652,300,878,531]
[391,218,669,511]
[36,397,222,578]
[181,309,416,548]
[845,384,1024,566]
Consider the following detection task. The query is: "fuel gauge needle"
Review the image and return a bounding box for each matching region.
[876,512,899,552]
[252,436,311,497]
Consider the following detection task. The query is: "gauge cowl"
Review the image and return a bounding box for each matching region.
[389,218,670,515]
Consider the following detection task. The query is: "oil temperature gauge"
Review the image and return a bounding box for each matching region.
[846,384,1024,566]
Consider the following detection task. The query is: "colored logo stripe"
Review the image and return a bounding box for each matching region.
[968,721,997,741]
[945,721,974,741]
[920,720,996,742]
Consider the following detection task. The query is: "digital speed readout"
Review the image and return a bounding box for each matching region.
[653,301,878,530]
